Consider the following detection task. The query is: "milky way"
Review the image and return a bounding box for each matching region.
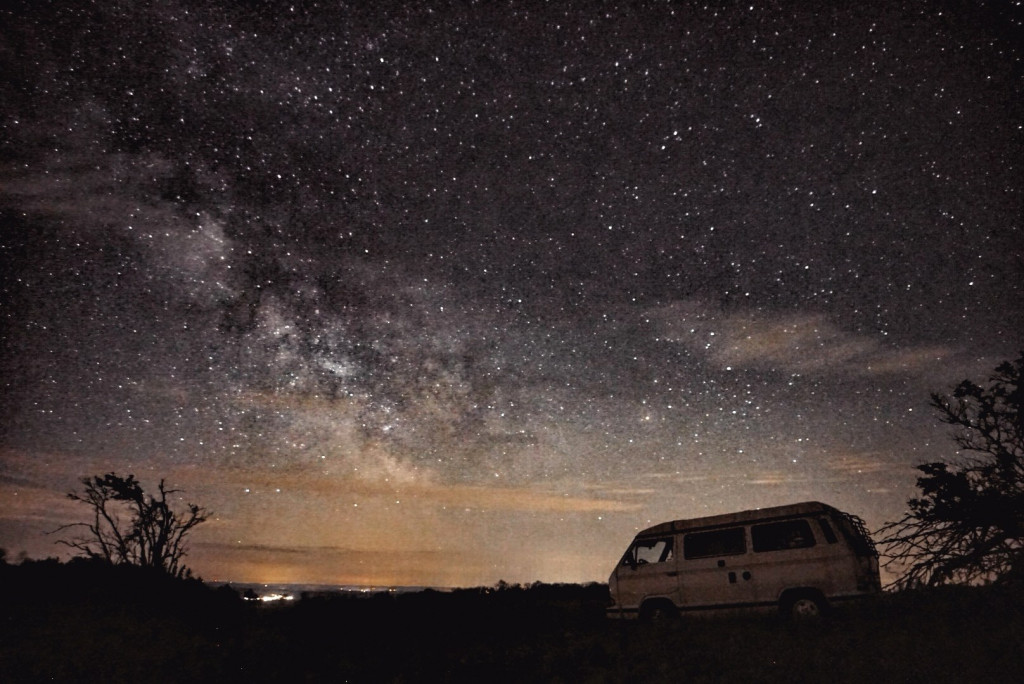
[1,1,1021,586]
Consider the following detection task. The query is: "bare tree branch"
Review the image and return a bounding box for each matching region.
[54,473,209,578]
[878,353,1024,589]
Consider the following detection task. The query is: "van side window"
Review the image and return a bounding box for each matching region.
[752,519,816,552]
[623,538,673,566]
[684,527,746,559]
[817,518,838,544]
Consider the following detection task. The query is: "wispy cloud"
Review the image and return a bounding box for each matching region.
[743,471,815,486]
[193,542,362,556]
[646,300,954,377]
[823,452,902,476]
[195,442,642,515]
[640,471,712,484]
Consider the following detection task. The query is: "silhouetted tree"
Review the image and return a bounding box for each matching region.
[878,354,1024,589]
[56,473,209,578]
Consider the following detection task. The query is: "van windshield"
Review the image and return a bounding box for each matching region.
[623,537,673,565]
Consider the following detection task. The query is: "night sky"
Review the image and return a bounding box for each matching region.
[2,0,1021,588]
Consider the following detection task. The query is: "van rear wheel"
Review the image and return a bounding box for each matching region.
[782,592,827,620]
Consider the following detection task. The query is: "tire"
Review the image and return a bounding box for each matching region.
[640,600,678,622]
[782,592,827,621]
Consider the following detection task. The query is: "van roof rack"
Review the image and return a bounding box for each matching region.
[637,501,838,536]
[836,510,878,557]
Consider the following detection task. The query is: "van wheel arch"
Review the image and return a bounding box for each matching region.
[779,589,828,620]
[639,598,678,622]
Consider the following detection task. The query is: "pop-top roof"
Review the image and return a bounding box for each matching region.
[636,501,839,537]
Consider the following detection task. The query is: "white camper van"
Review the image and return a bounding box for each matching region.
[607,501,880,620]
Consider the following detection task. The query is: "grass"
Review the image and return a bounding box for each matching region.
[2,560,1022,682]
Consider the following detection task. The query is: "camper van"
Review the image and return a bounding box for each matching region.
[607,501,880,620]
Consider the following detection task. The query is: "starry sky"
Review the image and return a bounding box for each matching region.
[1,0,1021,588]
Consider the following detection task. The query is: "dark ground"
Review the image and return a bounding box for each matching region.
[2,559,1022,683]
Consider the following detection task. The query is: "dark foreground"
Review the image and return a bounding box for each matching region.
[2,560,1022,683]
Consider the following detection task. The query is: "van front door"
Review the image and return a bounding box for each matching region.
[614,536,679,615]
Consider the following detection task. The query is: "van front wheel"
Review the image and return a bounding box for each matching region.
[782,592,827,620]
[640,600,678,622]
